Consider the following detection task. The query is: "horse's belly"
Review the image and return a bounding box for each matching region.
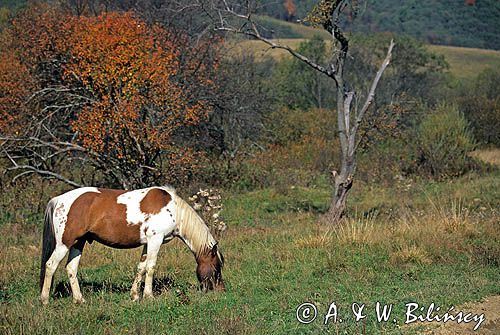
[88,233,143,249]
[89,217,143,248]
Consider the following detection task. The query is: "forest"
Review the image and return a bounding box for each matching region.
[2,0,500,50]
[255,0,500,50]
[0,1,499,334]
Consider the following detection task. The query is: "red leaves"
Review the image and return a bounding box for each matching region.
[0,51,34,135]
[65,12,214,156]
[1,4,218,177]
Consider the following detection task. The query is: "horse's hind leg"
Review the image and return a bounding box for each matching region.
[40,244,69,305]
[66,239,86,304]
[130,245,147,301]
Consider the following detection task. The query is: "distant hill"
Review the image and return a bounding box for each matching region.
[259,0,500,50]
[232,37,500,81]
[2,0,499,50]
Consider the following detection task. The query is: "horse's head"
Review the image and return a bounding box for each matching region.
[196,243,225,292]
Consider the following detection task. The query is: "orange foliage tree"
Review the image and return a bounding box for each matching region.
[0,4,218,188]
[283,0,296,21]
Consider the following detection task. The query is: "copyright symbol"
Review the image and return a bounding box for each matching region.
[296,302,317,324]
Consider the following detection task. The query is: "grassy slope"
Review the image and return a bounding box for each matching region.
[1,171,499,334]
[260,0,500,50]
[229,16,500,80]
[428,45,500,80]
[256,16,331,40]
[233,37,500,81]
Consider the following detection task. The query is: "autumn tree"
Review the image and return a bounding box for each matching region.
[201,0,394,223]
[0,4,218,188]
[284,0,296,21]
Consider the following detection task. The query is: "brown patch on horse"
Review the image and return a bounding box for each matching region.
[62,189,142,249]
[140,188,171,215]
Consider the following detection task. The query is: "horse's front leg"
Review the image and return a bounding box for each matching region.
[143,236,163,299]
[130,245,147,302]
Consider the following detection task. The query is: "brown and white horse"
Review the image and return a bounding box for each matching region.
[39,186,224,305]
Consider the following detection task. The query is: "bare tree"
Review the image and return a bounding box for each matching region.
[201,0,394,223]
[0,85,155,188]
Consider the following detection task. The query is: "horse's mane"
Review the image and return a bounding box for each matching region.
[173,193,217,257]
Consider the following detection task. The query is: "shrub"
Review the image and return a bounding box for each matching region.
[356,138,413,184]
[188,188,226,237]
[246,108,339,191]
[412,103,476,179]
[458,69,500,146]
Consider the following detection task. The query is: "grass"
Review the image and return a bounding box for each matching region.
[1,170,499,334]
[470,148,500,167]
[228,37,500,81]
[225,38,309,61]
[427,45,500,80]
[255,16,331,40]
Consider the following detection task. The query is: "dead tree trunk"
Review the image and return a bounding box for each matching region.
[205,0,394,223]
[326,34,395,223]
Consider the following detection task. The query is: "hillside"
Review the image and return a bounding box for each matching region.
[428,45,500,79]
[230,38,500,81]
[2,0,498,49]
[259,0,500,50]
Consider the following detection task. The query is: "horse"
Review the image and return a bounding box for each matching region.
[39,186,225,305]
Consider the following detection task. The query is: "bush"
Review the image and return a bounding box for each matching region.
[458,69,500,146]
[224,108,339,191]
[412,104,476,179]
[356,138,413,184]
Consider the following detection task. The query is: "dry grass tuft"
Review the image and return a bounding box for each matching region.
[327,198,493,266]
[295,230,333,249]
[470,148,500,166]
[390,245,432,265]
[333,215,377,245]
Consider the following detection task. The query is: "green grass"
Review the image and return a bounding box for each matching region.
[1,171,499,334]
[230,37,500,82]
[226,38,309,61]
[428,45,500,80]
[255,16,331,40]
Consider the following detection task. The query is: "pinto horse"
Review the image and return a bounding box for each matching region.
[39,186,224,305]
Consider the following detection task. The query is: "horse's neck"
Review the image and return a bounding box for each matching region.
[175,196,215,256]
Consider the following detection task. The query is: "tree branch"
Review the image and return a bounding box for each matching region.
[3,149,83,188]
[350,39,395,155]
[206,0,336,79]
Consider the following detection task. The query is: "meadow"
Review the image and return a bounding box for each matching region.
[1,160,498,334]
[1,11,499,335]
[232,38,500,82]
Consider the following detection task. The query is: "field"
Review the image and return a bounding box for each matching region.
[1,167,499,334]
[228,22,500,81]
[427,45,500,80]
[0,10,500,335]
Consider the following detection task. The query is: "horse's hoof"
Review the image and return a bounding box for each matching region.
[131,294,140,302]
[40,297,49,305]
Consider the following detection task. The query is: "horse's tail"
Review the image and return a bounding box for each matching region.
[40,199,56,292]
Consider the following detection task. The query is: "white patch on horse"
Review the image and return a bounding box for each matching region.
[50,187,101,244]
[116,188,151,225]
[144,197,176,239]
[117,187,177,244]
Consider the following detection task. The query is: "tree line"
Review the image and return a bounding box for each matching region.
[1,0,498,223]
